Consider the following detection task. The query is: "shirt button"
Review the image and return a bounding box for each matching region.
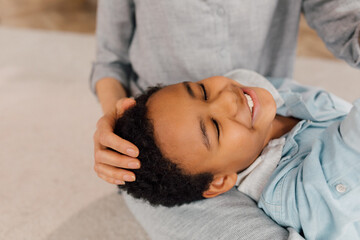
[217,7,225,16]
[335,184,347,193]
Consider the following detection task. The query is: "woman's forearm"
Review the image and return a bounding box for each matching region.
[96,77,128,114]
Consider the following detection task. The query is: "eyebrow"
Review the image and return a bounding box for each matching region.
[183,82,211,151]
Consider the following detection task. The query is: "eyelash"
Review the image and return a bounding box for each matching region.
[200,83,220,139]
[212,118,220,140]
[200,84,208,101]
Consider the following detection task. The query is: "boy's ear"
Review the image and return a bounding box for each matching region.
[202,173,238,198]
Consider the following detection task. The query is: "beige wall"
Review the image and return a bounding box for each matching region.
[0,0,96,33]
[1,0,95,17]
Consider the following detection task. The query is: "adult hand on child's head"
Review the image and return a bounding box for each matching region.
[93,98,140,185]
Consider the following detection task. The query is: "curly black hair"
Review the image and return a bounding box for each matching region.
[114,85,214,207]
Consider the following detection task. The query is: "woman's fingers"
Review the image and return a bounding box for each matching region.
[97,172,125,185]
[99,131,139,157]
[96,113,116,135]
[94,113,139,156]
[93,97,140,185]
[95,148,140,169]
[116,98,136,117]
[94,163,136,183]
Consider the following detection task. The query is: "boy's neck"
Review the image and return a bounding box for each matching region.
[269,115,300,140]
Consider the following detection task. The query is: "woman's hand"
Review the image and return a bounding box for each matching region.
[93,98,140,185]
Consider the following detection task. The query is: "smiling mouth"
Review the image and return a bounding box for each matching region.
[233,86,254,127]
[244,93,254,114]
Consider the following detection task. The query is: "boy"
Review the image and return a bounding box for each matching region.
[114,69,360,239]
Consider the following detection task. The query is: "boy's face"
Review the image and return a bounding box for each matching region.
[147,76,277,195]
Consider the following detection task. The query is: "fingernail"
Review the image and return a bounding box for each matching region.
[126,148,137,157]
[124,175,135,182]
[115,180,125,185]
[128,162,140,169]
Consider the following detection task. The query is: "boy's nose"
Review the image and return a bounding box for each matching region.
[209,89,238,118]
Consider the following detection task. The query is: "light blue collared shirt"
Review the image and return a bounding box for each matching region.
[259,78,360,240]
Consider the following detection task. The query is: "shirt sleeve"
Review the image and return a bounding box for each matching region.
[89,0,135,96]
[302,0,360,68]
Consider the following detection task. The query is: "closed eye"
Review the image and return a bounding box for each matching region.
[200,83,208,101]
[212,118,220,140]
[199,83,220,142]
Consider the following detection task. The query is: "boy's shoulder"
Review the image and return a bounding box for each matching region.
[268,78,352,122]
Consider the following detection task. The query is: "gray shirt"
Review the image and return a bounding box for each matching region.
[90,0,360,97]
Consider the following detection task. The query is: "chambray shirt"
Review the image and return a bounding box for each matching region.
[259,78,360,240]
[90,0,360,97]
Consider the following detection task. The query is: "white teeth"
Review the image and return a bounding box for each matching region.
[244,93,254,113]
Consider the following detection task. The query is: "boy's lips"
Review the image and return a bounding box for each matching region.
[240,87,259,127]
[233,87,252,127]
[242,88,260,126]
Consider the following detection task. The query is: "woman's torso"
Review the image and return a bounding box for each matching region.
[128,0,303,95]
